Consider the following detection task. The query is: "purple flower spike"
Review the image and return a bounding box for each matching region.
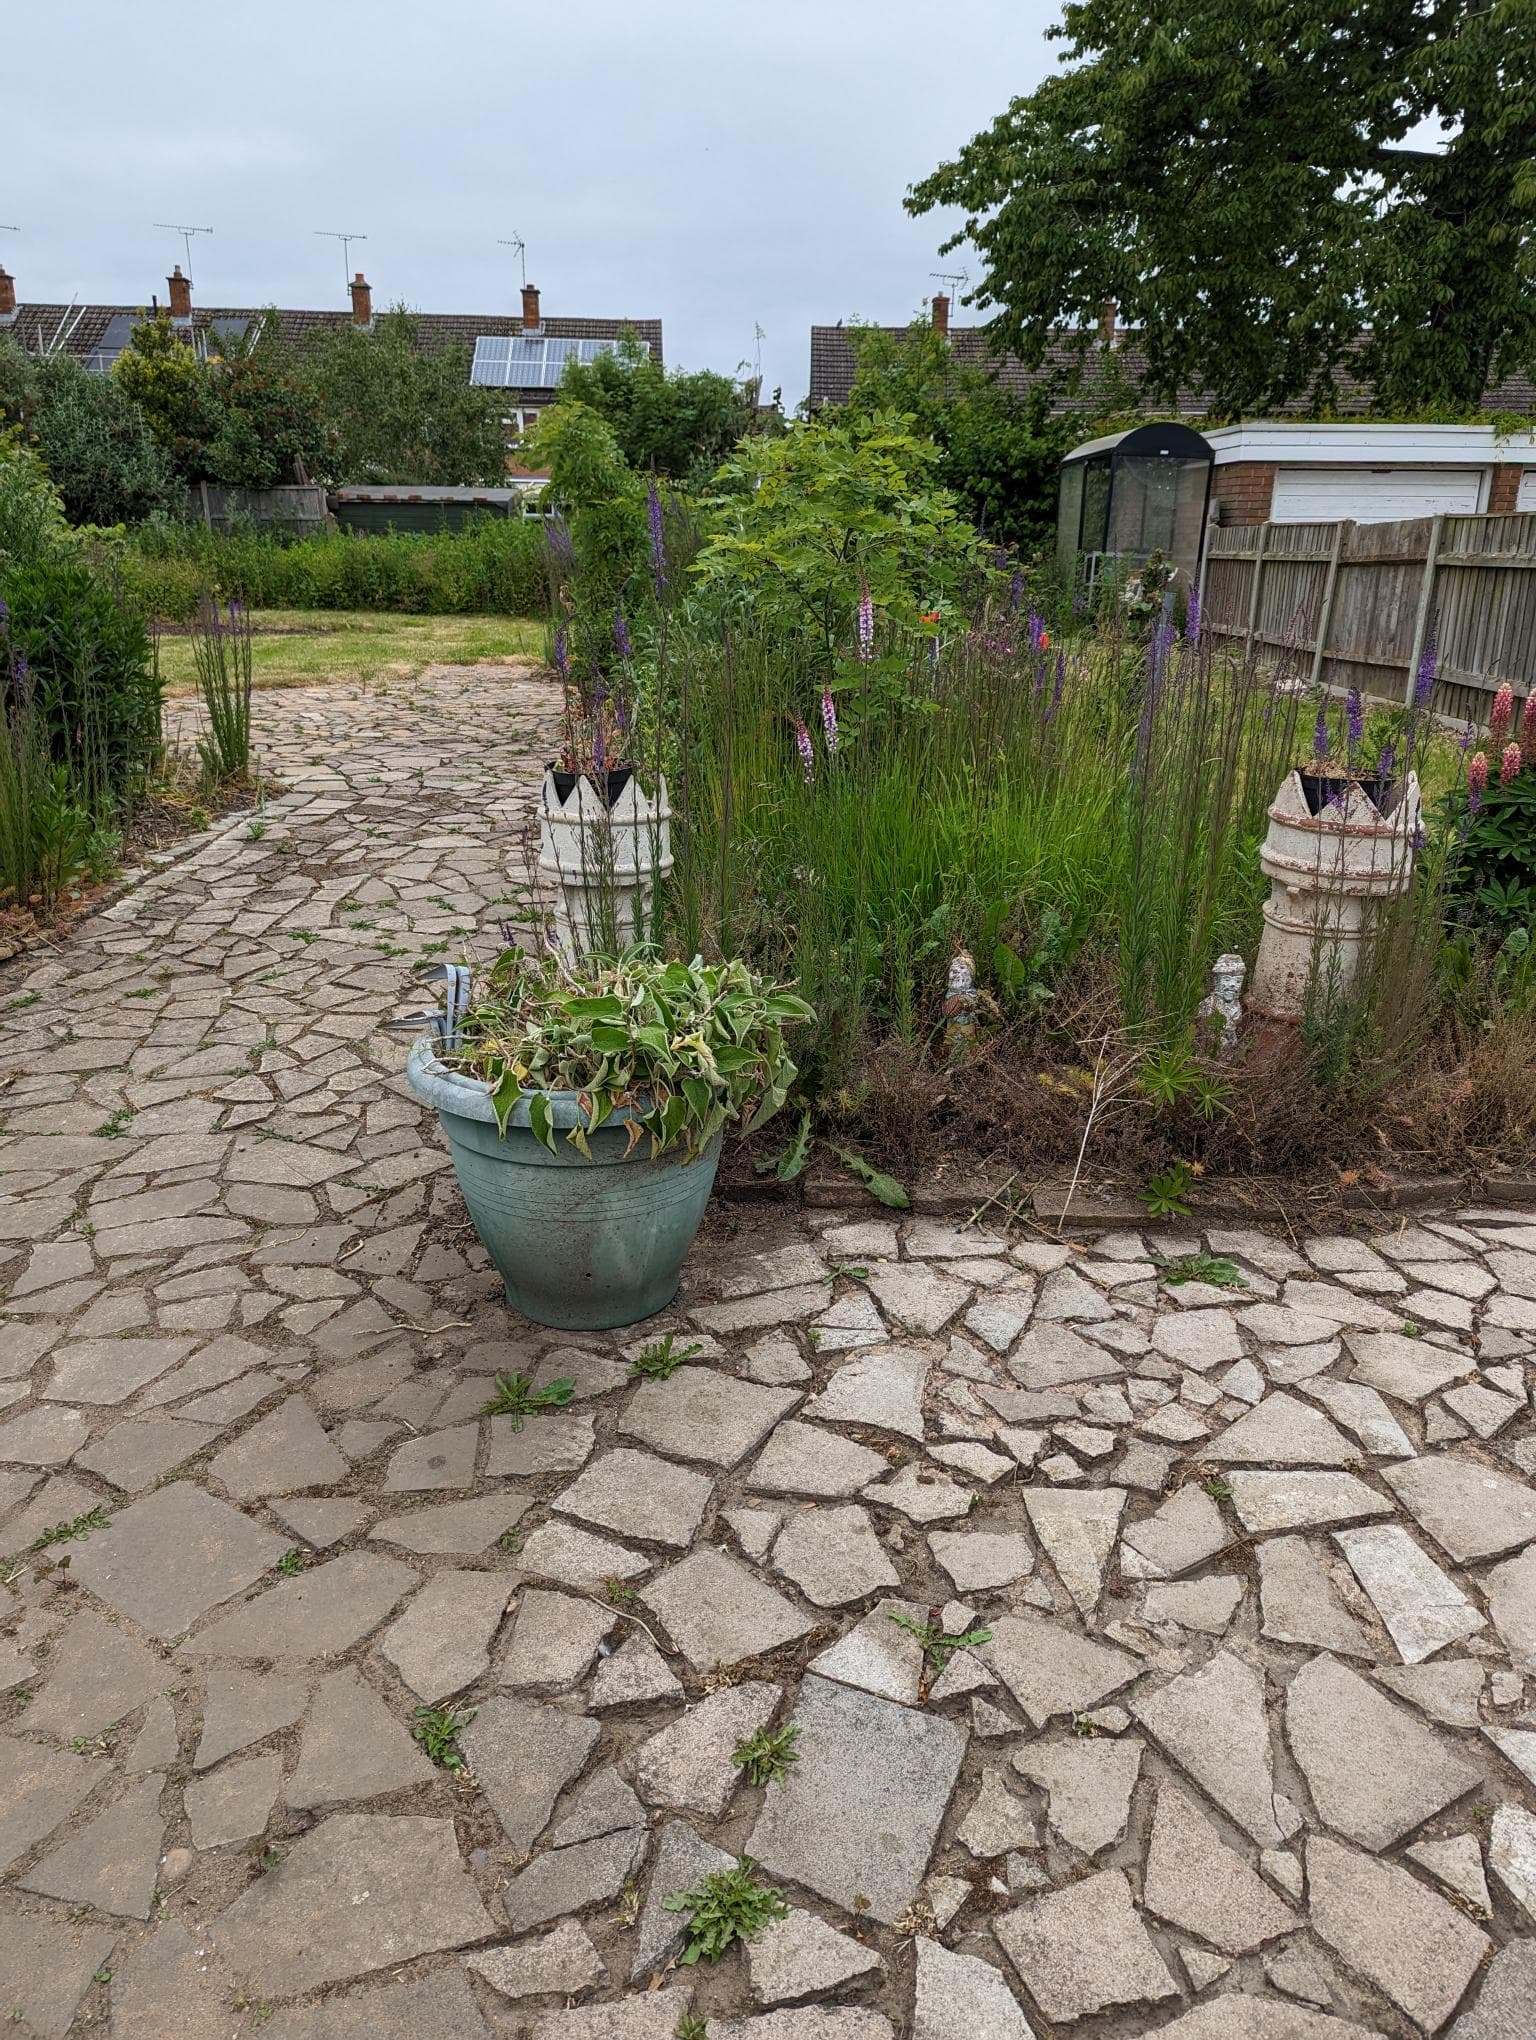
[1378,743,1396,780]
[1345,687,1364,753]
[1312,703,1330,764]
[1414,623,1438,708]
[1184,582,1201,640]
[1010,567,1023,612]
[1044,649,1065,723]
[820,688,838,756]
[646,479,667,600]
[547,516,575,573]
[612,605,631,661]
[857,578,874,660]
[1027,611,1046,652]
[795,718,815,784]
[1458,718,1477,754]
[552,626,569,678]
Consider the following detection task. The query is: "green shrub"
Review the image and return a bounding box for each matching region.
[1,555,159,801]
[3,350,179,528]
[0,435,70,573]
[1448,768,1536,934]
[109,515,547,621]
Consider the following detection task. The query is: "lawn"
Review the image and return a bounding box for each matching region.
[157,611,544,695]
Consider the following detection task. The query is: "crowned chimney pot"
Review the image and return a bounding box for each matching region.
[521,282,541,333]
[0,268,14,323]
[350,272,373,327]
[931,293,950,336]
[1098,299,1118,347]
[168,265,192,322]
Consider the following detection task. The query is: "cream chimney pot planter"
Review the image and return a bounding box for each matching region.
[537,769,672,963]
[1249,768,1422,1023]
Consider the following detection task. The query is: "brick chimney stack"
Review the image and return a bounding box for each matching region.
[521,283,541,332]
[931,293,950,337]
[0,268,15,323]
[168,265,192,322]
[1098,299,1118,348]
[350,272,373,327]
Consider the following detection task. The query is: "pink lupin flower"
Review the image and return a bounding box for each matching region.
[820,688,838,755]
[795,718,815,783]
[1490,683,1515,746]
[857,577,874,661]
[1467,749,1489,815]
[1522,692,1536,766]
[1501,741,1522,786]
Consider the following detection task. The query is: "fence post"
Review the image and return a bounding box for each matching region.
[1243,523,1270,660]
[1403,514,1444,705]
[1309,520,1348,690]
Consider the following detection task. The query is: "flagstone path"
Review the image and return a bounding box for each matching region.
[0,664,1534,2037]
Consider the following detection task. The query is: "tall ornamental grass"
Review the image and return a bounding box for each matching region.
[190,596,254,783]
[666,601,1307,1096]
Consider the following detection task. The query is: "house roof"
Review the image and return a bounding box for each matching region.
[5,302,664,404]
[807,323,1536,421]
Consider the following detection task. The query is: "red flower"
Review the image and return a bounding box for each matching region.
[1491,683,1515,745]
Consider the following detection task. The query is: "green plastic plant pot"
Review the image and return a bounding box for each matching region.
[405,1038,722,1330]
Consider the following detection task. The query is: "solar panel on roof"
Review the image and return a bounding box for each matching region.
[83,313,139,374]
[470,333,648,388]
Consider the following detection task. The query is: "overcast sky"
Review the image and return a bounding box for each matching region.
[8,0,1060,404]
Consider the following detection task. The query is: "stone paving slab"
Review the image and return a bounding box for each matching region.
[0,670,1533,2036]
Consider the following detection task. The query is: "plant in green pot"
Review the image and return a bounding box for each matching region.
[405,949,812,1330]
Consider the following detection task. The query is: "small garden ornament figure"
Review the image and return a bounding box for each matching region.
[1197,952,1246,1055]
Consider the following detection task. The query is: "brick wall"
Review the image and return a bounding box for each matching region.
[1211,462,1276,526]
[1488,464,1521,515]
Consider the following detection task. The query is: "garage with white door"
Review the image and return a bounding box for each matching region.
[1205,422,1536,530]
[1269,465,1486,524]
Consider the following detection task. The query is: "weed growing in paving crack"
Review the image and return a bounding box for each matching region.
[93,1109,136,1139]
[1201,1474,1234,1504]
[607,1578,638,1605]
[733,1723,799,1788]
[479,1371,575,1429]
[664,1858,789,1964]
[274,1549,307,1577]
[30,1508,111,1550]
[413,1704,475,1770]
[821,1262,869,1283]
[1156,1251,1246,1290]
[888,1611,992,1670]
[629,1333,702,1381]
[676,2018,710,2039]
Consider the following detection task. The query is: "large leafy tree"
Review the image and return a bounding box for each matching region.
[845,315,1123,548]
[555,335,756,482]
[907,0,1536,417]
[301,307,509,486]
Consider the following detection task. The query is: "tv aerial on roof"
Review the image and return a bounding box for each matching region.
[316,230,367,293]
[498,235,527,288]
[930,268,969,297]
[155,223,212,284]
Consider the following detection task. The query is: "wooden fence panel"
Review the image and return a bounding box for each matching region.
[1203,509,1536,723]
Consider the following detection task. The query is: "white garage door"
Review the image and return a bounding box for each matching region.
[1270,467,1485,524]
[1518,470,1536,512]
